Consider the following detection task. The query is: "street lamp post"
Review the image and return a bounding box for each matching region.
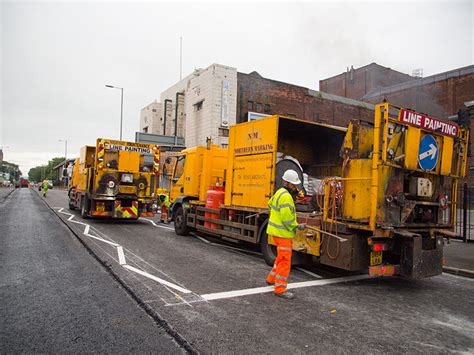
[59,139,67,187]
[105,85,124,140]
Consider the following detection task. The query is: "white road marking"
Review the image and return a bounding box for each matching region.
[117,246,126,265]
[192,233,262,255]
[201,274,372,301]
[195,235,211,244]
[123,265,192,294]
[55,208,192,296]
[140,218,175,231]
[295,267,323,279]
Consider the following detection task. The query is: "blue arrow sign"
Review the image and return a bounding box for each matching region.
[418,135,438,171]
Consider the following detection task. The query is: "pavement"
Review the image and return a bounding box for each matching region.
[3,188,474,353]
[444,240,474,277]
[0,188,185,353]
[0,186,15,200]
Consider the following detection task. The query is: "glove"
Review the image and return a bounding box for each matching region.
[296,223,307,231]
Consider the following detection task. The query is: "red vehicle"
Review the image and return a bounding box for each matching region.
[20,178,29,188]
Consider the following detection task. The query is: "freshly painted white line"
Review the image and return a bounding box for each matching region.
[83,232,120,247]
[123,265,192,294]
[201,274,372,301]
[195,235,211,244]
[117,246,126,265]
[295,267,323,279]
[193,233,262,255]
[56,207,194,298]
[140,218,174,231]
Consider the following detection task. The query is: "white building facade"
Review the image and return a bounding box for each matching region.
[139,100,163,135]
[139,63,237,147]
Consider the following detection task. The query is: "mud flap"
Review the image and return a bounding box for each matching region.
[399,233,444,278]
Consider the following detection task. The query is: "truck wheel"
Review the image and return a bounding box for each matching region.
[80,196,89,219]
[260,229,277,266]
[174,206,190,236]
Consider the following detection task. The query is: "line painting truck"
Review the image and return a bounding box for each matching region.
[69,138,160,219]
[167,103,469,278]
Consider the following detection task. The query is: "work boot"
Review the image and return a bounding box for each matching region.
[274,292,294,300]
[266,280,274,286]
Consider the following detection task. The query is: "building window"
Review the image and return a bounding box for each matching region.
[194,100,204,111]
[264,104,271,114]
[143,127,148,133]
[218,128,229,137]
[247,101,254,110]
[152,109,157,112]
[256,103,263,112]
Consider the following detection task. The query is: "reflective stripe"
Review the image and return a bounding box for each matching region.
[275,282,287,287]
[269,271,276,276]
[277,246,292,251]
[272,189,291,211]
[275,275,287,281]
[282,219,295,226]
[279,203,295,213]
[268,221,287,230]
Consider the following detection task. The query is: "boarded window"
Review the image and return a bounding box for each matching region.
[264,104,271,114]
[256,103,263,112]
[247,101,254,110]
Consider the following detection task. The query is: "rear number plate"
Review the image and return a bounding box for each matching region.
[370,251,383,266]
[96,204,105,212]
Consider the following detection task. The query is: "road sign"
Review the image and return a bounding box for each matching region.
[418,135,439,171]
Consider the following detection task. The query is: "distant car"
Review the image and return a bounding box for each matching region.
[20,178,29,188]
[15,183,20,188]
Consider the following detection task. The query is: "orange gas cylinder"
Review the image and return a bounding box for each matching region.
[204,184,225,229]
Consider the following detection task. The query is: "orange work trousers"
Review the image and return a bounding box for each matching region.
[266,236,292,294]
[160,205,168,222]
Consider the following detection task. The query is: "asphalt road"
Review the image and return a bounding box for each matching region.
[3,188,474,353]
[1,188,185,353]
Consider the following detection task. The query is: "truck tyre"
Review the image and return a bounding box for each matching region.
[259,220,312,267]
[80,196,90,219]
[174,206,190,236]
[260,229,277,266]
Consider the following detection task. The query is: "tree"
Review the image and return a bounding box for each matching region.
[0,161,22,183]
[28,157,65,183]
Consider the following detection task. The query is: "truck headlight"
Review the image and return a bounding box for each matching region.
[107,181,115,188]
[121,174,133,183]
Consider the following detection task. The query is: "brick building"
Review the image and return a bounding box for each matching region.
[321,64,474,183]
[362,65,474,184]
[319,63,414,101]
[361,65,474,119]
[140,64,376,149]
[237,71,374,128]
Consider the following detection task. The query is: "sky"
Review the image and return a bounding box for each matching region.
[1,0,473,176]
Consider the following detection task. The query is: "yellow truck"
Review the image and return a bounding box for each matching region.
[69,138,161,219]
[168,103,469,278]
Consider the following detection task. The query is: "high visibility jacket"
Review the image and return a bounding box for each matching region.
[158,194,170,208]
[266,187,298,239]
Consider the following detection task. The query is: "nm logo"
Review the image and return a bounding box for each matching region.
[246,128,262,143]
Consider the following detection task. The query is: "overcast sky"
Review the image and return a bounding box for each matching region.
[1,0,473,175]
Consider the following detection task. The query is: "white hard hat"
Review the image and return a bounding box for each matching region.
[282,169,301,185]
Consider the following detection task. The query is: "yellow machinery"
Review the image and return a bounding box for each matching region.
[69,138,160,219]
[168,103,468,278]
